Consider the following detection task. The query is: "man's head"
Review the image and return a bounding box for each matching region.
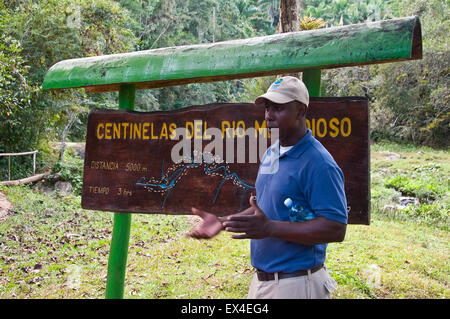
[255,76,309,141]
[255,76,309,107]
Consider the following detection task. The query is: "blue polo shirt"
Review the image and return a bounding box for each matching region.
[252,129,347,273]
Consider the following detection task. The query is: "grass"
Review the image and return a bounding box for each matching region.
[327,218,449,298]
[0,142,448,299]
[370,141,449,230]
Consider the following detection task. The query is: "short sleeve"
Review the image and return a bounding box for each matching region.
[306,165,348,224]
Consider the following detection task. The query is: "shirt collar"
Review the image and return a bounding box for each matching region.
[273,129,313,159]
[267,139,280,157]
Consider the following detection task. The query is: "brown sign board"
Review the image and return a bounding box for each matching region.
[81,97,369,224]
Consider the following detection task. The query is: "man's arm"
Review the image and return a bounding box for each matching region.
[266,217,346,245]
[223,196,346,245]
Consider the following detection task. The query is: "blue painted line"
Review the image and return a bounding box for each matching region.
[136,156,255,209]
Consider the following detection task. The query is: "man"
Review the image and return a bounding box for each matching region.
[188,76,347,299]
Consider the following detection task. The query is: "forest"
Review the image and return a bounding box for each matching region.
[1,1,448,168]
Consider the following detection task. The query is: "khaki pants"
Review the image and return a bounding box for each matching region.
[247,266,337,299]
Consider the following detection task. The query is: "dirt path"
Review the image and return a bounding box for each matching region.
[0,191,13,221]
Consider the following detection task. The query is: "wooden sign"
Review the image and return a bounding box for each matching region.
[82,97,369,224]
[307,97,369,225]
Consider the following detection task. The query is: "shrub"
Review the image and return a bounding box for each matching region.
[384,173,445,202]
[52,148,84,195]
[401,203,449,230]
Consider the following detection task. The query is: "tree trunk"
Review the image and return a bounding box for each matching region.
[277,0,303,33]
[277,0,303,78]
[58,109,78,164]
[0,171,51,186]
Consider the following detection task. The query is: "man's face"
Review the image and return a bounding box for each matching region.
[263,100,305,137]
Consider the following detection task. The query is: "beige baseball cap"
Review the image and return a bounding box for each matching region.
[255,76,309,107]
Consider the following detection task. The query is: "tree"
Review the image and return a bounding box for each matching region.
[118,0,268,111]
[302,0,392,26]
[0,35,40,153]
[277,0,302,32]
[0,4,40,154]
[322,0,449,147]
[0,0,137,159]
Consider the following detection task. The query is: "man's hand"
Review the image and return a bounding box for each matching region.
[223,196,272,239]
[187,207,224,239]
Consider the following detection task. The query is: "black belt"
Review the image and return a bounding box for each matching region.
[256,264,324,281]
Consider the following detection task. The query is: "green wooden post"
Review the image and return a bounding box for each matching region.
[42,17,422,93]
[105,84,135,299]
[302,69,321,97]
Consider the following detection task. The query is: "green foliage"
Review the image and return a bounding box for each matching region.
[388,0,449,51]
[384,174,443,202]
[303,0,393,26]
[322,0,449,148]
[52,148,84,195]
[371,51,449,148]
[118,0,276,50]
[116,0,278,110]
[0,38,35,116]
[384,162,447,202]
[370,142,449,230]
[1,0,449,300]
[0,17,41,153]
[401,203,449,229]
[1,0,449,159]
[299,14,328,30]
[0,36,39,153]
[239,76,277,103]
[0,0,136,156]
[324,54,449,148]
[0,184,113,298]
[4,0,136,83]
[0,156,32,181]
[1,142,449,298]
[371,185,401,202]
